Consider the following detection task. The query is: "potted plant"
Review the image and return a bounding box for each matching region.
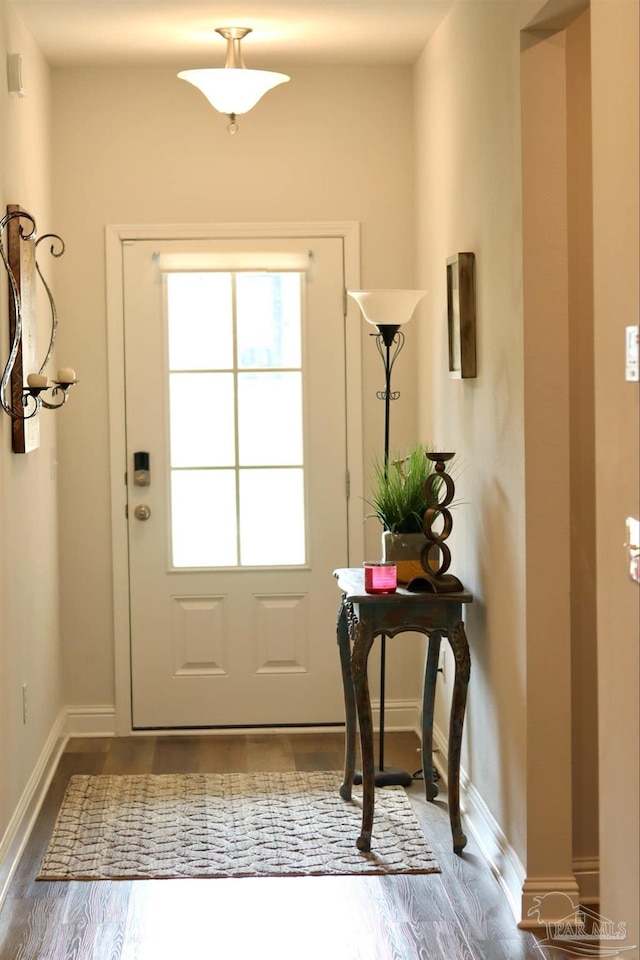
[367,444,450,584]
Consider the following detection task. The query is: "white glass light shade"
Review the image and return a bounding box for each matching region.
[177,68,290,115]
[347,289,427,326]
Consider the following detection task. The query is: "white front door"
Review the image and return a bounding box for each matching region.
[122,236,352,728]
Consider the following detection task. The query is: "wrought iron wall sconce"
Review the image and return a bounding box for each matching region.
[0,205,77,453]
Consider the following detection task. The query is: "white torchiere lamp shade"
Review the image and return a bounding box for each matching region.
[178,27,289,132]
[347,289,428,328]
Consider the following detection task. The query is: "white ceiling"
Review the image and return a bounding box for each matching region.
[8,0,453,68]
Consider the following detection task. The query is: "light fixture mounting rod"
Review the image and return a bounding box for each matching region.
[215,27,252,69]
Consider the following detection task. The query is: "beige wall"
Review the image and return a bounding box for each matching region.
[50,64,420,709]
[566,7,599,883]
[414,0,533,874]
[0,6,62,847]
[414,0,638,931]
[591,0,639,951]
[521,19,576,896]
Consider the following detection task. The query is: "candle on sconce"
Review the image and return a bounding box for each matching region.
[56,367,76,383]
[27,373,48,389]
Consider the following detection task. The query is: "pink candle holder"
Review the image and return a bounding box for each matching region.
[363,561,397,594]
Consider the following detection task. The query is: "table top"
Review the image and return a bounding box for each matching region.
[333,568,473,605]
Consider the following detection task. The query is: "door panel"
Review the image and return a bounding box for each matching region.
[123,237,349,727]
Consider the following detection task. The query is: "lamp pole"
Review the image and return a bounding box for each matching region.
[370,324,413,787]
[347,288,427,788]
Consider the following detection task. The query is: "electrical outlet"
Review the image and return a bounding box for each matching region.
[626,325,639,381]
[22,683,28,724]
[439,650,446,682]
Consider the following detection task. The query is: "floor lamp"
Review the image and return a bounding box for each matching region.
[347,289,428,787]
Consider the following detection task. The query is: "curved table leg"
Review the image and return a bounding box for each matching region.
[447,620,471,853]
[421,632,443,801]
[337,596,356,801]
[350,615,376,852]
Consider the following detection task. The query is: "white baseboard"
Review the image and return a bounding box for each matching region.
[432,723,596,926]
[519,876,582,929]
[571,856,600,905]
[0,708,68,909]
[371,698,421,733]
[64,704,117,737]
[63,700,420,738]
[432,721,527,924]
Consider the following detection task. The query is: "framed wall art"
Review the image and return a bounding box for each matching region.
[446,252,477,379]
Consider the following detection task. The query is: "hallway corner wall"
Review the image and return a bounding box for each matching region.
[413,0,597,919]
[591,0,639,949]
[0,4,64,859]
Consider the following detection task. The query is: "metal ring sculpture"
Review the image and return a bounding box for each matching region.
[421,452,456,576]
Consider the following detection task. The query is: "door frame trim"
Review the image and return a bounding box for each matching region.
[105,221,363,735]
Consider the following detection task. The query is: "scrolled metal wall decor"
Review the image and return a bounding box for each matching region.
[0,205,77,452]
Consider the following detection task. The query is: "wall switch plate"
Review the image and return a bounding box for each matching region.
[625,325,639,381]
[7,53,25,97]
[626,517,639,584]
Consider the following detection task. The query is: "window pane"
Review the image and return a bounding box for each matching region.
[236,273,301,369]
[237,372,302,466]
[239,469,305,566]
[167,273,233,370]
[169,373,235,467]
[171,470,237,567]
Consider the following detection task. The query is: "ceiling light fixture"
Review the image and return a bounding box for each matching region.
[178,27,290,134]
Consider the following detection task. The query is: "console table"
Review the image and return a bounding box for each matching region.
[334,567,472,854]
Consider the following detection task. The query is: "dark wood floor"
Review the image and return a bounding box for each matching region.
[0,732,549,960]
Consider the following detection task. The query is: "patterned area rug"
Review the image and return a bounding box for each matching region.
[37,771,440,880]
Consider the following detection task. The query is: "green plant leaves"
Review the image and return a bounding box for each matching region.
[367,444,445,534]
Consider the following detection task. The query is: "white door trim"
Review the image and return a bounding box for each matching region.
[105,222,363,735]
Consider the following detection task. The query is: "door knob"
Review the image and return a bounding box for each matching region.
[134,504,151,521]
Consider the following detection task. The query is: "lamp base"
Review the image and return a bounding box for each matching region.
[353,767,413,788]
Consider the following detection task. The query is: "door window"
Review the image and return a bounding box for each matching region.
[165,270,306,568]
